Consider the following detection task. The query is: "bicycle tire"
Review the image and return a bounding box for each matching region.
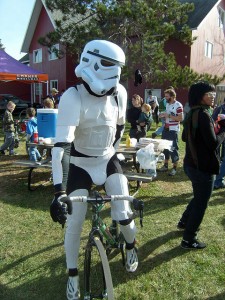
[84,236,114,300]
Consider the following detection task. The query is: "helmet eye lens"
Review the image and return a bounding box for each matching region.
[101,59,115,67]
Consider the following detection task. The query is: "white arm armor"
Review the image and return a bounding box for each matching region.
[113,84,127,150]
[52,146,64,185]
[52,87,79,187]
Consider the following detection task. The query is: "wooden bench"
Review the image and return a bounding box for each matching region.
[13,159,152,193]
[13,159,52,191]
[123,172,153,195]
[123,172,153,183]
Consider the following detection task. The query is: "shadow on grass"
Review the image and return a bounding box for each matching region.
[209,189,225,206]
[221,217,225,230]
[0,242,63,277]
[0,242,66,300]
[156,165,188,183]
[110,230,187,287]
[206,292,225,300]
[140,191,192,217]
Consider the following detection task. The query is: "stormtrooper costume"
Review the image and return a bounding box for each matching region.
[50,40,138,300]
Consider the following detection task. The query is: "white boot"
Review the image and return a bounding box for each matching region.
[126,248,138,272]
[66,276,80,300]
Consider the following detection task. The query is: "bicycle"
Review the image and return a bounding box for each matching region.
[63,192,144,300]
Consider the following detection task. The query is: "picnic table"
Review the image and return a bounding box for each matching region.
[13,142,53,191]
[117,144,153,191]
[13,159,52,191]
[13,143,153,192]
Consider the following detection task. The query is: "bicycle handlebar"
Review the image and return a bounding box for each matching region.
[68,195,134,202]
[61,194,144,227]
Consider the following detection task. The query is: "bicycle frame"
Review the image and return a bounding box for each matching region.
[89,201,121,248]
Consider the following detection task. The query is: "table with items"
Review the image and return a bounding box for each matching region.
[13,138,170,192]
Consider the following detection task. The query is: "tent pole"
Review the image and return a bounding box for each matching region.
[30,83,33,106]
[33,83,35,105]
[47,80,49,95]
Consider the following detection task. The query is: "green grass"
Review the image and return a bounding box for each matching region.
[0,122,225,300]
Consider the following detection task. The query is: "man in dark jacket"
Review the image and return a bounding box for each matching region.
[178,82,225,250]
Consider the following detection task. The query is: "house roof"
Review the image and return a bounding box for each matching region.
[21,0,56,53]
[21,0,221,53]
[179,0,220,29]
[0,50,48,83]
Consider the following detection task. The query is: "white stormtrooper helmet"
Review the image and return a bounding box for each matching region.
[75,40,125,96]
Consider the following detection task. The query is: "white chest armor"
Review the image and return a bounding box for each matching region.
[56,84,127,156]
[74,96,119,156]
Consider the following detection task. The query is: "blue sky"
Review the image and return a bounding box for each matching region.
[0,0,36,60]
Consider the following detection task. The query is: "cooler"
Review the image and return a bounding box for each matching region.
[37,109,58,138]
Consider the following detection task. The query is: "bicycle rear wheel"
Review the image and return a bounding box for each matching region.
[84,236,114,300]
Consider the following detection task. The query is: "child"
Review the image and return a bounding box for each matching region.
[0,101,17,155]
[26,108,42,162]
[137,103,153,138]
[43,97,54,109]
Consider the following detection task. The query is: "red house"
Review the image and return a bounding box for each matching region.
[128,0,225,105]
[21,0,225,106]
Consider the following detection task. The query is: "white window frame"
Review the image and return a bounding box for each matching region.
[33,48,42,63]
[50,80,58,91]
[48,44,59,61]
[218,7,225,29]
[34,83,42,96]
[205,41,213,59]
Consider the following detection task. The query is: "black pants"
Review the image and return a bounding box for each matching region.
[181,165,215,241]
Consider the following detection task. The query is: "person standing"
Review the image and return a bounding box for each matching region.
[26,108,42,162]
[152,86,175,139]
[147,90,159,128]
[47,88,59,107]
[43,97,54,109]
[0,101,17,155]
[212,97,225,160]
[146,90,159,129]
[152,96,167,138]
[158,88,183,175]
[137,103,153,137]
[127,94,143,140]
[178,81,225,249]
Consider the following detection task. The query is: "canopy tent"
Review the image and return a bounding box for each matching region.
[0,50,48,83]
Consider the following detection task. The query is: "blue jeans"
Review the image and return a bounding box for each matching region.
[154,119,165,136]
[162,129,179,163]
[181,165,215,241]
[0,132,15,154]
[29,146,41,161]
[214,155,225,187]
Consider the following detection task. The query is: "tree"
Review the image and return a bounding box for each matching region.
[0,39,5,51]
[40,0,224,87]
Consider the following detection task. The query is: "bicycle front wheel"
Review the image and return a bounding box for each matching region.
[84,236,114,300]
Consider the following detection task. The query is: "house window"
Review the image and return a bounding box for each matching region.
[205,41,213,59]
[33,49,42,63]
[218,7,225,29]
[35,83,42,96]
[50,80,58,91]
[48,44,59,60]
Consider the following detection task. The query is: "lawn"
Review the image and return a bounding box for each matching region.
[0,122,224,300]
